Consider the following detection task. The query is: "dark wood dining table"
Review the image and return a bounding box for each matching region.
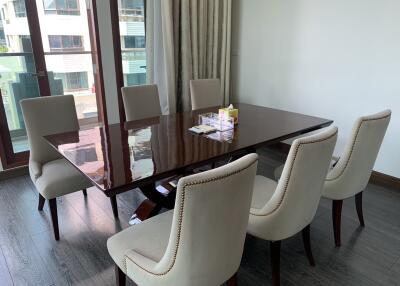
[44,103,332,219]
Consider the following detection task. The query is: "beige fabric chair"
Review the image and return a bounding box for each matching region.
[21,95,93,240]
[248,127,338,286]
[190,79,222,110]
[122,84,162,122]
[108,153,258,286]
[322,110,391,246]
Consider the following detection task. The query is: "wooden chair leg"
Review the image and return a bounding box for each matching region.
[270,240,281,286]
[302,225,316,266]
[82,189,87,196]
[110,196,119,218]
[332,200,343,247]
[38,194,45,211]
[49,199,60,241]
[355,192,365,227]
[115,264,126,286]
[226,272,238,286]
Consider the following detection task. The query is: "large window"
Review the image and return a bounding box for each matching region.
[123,35,145,49]
[54,72,88,91]
[13,0,26,18]
[48,35,83,51]
[43,0,80,16]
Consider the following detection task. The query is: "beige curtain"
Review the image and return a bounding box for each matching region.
[146,0,232,112]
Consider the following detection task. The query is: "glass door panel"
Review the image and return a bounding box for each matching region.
[36,0,99,122]
[45,54,96,119]
[117,0,147,86]
[0,1,41,155]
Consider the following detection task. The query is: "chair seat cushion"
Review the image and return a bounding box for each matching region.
[34,158,92,199]
[251,175,278,210]
[107,210,173,274]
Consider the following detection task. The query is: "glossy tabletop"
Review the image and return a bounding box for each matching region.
[44,103,332,196]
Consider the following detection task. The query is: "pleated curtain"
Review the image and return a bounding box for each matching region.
[146,0,232,113]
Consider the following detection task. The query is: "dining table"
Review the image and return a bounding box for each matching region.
[44,103,333,221]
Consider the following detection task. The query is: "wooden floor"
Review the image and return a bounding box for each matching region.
[0,149,399,286]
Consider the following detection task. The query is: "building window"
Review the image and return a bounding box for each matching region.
[124,73,146,86]
[43,0,80,16]
[119,0,144,16]
[49,35,83,51]
[13,0,26,18]
[0,28,6,46]
[19,35,32,52]
[54,72,88,91]
[123,36,145,49]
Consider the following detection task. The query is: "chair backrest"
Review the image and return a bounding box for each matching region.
[259,127,338,240]
[324,110,391,199]
[190,78,222,110]
[156,154,258,286]
[20,95,79,165]
[121,84,162,122]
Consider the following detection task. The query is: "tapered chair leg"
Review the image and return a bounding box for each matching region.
[115,264,126,286]
[82,189,87,196]
[302,225,316,266]
[355,192,365,227]
[332,200,343,247]
[227,272,238,286]
[110,196,119,218]
[270,240,281,286]
[48,199,60,241]
[38,194,45,211]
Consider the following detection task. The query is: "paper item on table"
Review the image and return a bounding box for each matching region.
[189,125,217,134]
[169,179,178,188]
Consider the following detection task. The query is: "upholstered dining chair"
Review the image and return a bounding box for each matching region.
[108,153,258,286]
[20,95,93,241]
[121,84,162,122]
[248,127,338,286]
[323,110,391,247]
[190,78,222,110]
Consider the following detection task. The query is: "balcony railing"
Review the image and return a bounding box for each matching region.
[119,8,144,22]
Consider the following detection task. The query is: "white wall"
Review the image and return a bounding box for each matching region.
[232,0,400,177]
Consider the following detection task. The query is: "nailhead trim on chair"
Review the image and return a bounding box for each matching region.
[326,113,391,182]
[124,158,258,276]
[250,130,338,217]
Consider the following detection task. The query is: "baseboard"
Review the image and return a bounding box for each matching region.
[267,142,400,191]
[0,165,29,181]
[370,171,400,190]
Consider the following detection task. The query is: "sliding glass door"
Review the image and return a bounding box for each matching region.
[0,0,103,169]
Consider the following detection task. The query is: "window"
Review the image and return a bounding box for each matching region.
[48,35,83,51]
[54,72,88,91]
[124,73,146,86]
[19,35,32,52]
[0,28,6,46]
[13,0,26,18]
[43,0,80,16]
[119,0,144,16]
[123,36,145,49]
